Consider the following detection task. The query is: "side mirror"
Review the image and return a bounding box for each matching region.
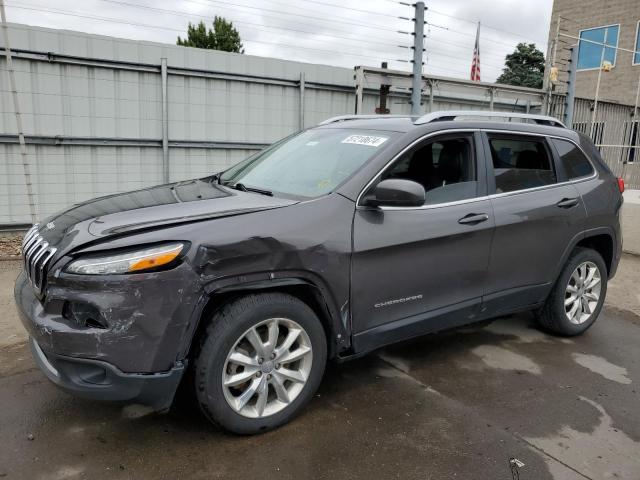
[362,179,426,207]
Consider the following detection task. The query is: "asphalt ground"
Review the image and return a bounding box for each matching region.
[1,258,639,480]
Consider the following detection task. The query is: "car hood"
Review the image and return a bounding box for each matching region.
[37,177,297,255]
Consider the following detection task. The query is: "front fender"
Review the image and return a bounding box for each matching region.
[175,271,350,362]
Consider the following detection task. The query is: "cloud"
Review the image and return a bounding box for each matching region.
[4,0,553,82]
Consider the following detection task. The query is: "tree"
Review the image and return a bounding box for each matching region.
[496,43,545,89]
[177,18,244,53]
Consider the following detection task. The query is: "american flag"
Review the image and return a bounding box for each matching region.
[471,22,481,82]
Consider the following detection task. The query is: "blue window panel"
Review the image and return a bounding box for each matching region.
[578,25,619,70]
[635,23,640,64]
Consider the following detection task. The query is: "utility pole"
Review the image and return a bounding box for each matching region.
[411,1,425,116]
[563,45,578,127]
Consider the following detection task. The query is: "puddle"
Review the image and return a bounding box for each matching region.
[38,466,85,480]
[525,397,640,479]
[572,353,632,384]
[377,352,411,374]
[469,345,542,375]
[121,404,155,419]
[483,318,552,343]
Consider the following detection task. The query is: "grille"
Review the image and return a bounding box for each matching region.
[22,224,57,295]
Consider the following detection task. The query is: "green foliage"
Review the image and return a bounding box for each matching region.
[496,43,545,89]
[177,17,244,53]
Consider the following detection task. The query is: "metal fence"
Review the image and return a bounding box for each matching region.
[1,23,639,226]
[547,96,640,189]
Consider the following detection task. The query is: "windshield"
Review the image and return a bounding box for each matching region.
[219,128,398,198]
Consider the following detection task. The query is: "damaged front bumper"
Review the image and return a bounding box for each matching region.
[28,336,184,411]
[14,264,202,410]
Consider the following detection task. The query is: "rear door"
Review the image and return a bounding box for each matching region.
[351,131,494,343]
[481,131,587,313]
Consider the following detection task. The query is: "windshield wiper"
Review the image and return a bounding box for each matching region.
[230,183,273,196]
[209,173,223,184]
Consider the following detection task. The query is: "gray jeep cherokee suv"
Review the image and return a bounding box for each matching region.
[15,111,623,434]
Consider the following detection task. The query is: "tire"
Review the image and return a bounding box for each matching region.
[193,292,327,434]
[536,247,608,336]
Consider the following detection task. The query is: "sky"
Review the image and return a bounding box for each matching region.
[4,0,554,82]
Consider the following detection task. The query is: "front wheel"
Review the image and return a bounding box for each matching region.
[194,292,327,434]
[536,247,607,336]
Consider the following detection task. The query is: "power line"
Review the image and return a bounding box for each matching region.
[439,24,526,49]
[6,1,511,80]
[425,50,505,71]
[197,0,406,34]
[427,7,541,45]
[102,0,507,65]
[182,0,407,43]
[425,34,511,62]
[297,0,408,19]
[92,0,409,50]
[5,4,405,64]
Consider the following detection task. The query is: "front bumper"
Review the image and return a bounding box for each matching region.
[14,263,202,410]
[28,337,184,411]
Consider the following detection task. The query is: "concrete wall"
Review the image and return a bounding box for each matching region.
[622,189,640,255]
[549,0,640,105]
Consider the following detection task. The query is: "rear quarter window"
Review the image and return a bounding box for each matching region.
[550,138,595,180]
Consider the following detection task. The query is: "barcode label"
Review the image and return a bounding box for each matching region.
[341,135,388,147]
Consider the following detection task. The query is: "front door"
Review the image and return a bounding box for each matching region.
[351,131,494,347]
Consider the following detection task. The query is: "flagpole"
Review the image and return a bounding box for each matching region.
[471,21,481,82]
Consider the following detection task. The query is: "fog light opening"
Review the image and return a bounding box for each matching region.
[63,301,108,329]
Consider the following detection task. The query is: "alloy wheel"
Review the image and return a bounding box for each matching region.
[222,318,313,418]
[564,261,602,325]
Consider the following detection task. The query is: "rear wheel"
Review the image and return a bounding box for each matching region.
[536,247,607,336]
[194,292,327,434]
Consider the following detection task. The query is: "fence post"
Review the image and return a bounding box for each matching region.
[0,1,37,224]
[489,87,495,111]
[354,66,364,114]
[299,72,305,130]
[161,58,169,183]
[428,80,434,113]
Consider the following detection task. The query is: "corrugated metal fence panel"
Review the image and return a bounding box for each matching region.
[167,77,297,143]
[0,144,165,222]
[0,61,164,138]
[304,89,355,127]
[169,148,260,183]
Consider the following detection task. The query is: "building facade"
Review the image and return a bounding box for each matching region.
[549,0,640,105]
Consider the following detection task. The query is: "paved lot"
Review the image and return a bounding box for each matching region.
[1,258,639,479]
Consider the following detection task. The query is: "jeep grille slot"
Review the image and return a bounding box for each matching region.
[22,224,57,295]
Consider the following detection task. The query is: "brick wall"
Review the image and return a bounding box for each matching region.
[549,0,640,105]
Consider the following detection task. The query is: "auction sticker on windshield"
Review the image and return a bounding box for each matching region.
[341,135,388,147]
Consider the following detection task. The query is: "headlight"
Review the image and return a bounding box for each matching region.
[65,243,184,275]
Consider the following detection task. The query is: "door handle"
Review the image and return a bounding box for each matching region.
[556,198,579,209]
[458,213,489,225]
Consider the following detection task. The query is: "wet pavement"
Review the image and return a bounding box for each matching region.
[0,309,638,479]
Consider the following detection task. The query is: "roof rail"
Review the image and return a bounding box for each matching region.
[318,114,413,126]
[413,110,566,128]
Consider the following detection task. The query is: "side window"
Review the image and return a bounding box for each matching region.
[382,135,477,205]
[488,136,557,193]
[550,138,595,179]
